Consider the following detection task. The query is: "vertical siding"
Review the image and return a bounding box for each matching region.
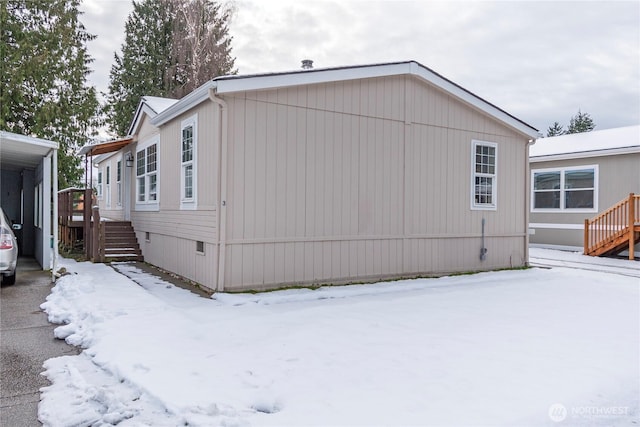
[131,105,220,290]
[223,75,530,291]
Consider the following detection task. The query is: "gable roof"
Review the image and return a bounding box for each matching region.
[128,95,178,136]
[151,60,540,139]
[530,125,640,162]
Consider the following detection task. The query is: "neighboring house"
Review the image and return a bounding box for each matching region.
[529,125,640,250]
[92,60,539,292]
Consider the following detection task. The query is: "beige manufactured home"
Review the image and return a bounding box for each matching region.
[529,125,640,251]
[92,61,540,291]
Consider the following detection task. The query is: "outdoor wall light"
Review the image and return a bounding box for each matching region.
[125,152,134,167]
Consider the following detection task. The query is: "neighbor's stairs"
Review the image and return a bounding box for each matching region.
[103,221,143,262]
[584,193,640,259]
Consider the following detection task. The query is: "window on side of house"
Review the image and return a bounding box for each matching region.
[116,159,122,207]
[532,165,597,212]
[136,149,145,202]
[135,137,160,209]
[97,170,103,199]
[471,140,498,210]
[147,144,157,202]
[181,114,197,209]
[105,164,111,208]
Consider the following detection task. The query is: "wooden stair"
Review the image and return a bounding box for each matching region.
[102,221,143,262]
[584,193,640,260]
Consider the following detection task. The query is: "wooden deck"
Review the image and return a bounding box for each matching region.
[58,188,142,262]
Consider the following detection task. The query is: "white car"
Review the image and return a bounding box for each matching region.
[0,208,18,285]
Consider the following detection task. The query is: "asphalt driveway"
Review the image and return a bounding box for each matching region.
[0,258,78,426]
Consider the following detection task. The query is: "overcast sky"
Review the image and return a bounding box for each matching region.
[79,0,640,134]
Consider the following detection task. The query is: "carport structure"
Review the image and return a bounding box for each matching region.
[0,131,58,273]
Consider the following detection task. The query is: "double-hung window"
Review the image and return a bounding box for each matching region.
[471,140,498,210]
[136,137,159,210]
[97,170,103,199]
[181,114,197,209]
[532,165,597,212]
[105,164,111,208]
[116,159,122,207]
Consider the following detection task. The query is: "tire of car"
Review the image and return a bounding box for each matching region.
[3,272,16,285]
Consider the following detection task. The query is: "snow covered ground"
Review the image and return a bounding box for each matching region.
[38,249,639,426]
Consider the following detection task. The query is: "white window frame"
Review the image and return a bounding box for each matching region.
[180,114,197,210]
[135,136,160,211]
[105,163,111,208]
[97,170,103,199]
[470,140,498,211]
[531,165,598,213]
[116,158,122,208]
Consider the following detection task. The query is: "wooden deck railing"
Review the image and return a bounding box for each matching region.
[584,193,640,259]
[58,188,94,259]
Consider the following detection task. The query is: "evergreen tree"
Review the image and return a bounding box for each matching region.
[170,0,236,98]
[566,110,595,134]
[0,0,100,189]
[546,121,565,137]
[106,0,236,136]
[106,0,174,136]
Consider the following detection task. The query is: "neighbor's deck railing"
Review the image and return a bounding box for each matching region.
[584,193,639,259]
[58,188,94,258]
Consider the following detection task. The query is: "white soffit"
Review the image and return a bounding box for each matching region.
[0,131,58,171]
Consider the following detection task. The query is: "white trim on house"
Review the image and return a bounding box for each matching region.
[97,169,103,199]
[128,96,178,136]
[529,223,584,230]
[180,114,198,210]
[531,164,599,213]
[135,136,160,211]
[529,242,583,252]
[151,83,215,128]
[116,156,123,209]
[151,61,540,139]
[530,125,640,162]
[105,161,112,208]
[530,145,640,162]
[470,140,498,211]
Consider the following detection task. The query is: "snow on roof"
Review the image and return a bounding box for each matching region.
[127,96,179,136]
[530,125,640,161]
[142,96,178,114]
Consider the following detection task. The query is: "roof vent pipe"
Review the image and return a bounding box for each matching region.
[301,59,313,69]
